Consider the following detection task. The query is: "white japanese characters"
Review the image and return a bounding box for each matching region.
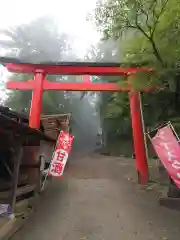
[152,126,180,187]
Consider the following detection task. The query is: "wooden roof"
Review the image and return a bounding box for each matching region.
[0,112,54,142]
[0,106,71,141]
[0,106,29,124]
[0,106,54,142]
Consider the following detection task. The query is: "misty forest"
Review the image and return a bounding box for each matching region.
[0,0,180,156]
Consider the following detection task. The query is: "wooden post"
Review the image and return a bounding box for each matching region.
[10,146,23,213]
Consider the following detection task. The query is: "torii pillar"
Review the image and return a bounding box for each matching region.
[129,91,148,183]
[29,70,45,129]
[5,62,149,184]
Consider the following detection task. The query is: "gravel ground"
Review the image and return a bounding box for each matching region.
[11,154,180,240]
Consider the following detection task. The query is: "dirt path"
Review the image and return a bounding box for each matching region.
[11,154,180,240]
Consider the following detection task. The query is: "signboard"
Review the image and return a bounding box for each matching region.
[151,125,180,188]
[49,131,74,177]
[90,76,100,83]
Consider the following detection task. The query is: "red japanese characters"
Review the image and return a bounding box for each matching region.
[49,131,74,177]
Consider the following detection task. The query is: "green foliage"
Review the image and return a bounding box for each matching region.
[95,0,180,86]
[6,90,32,112]
[104,92,132,138]
[105,92,128,118]
[5,74,33,111]
[92,0,180,141]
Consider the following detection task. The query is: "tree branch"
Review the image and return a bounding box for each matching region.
[132,0,165,64]
[149,37,163,63]
[137,1,153,33]
[151,0,169,36]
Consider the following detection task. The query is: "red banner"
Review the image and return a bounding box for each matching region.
[151,126,180,188]
[49,131,74,177]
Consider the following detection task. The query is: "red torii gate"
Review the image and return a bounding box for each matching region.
[4,60,150,184]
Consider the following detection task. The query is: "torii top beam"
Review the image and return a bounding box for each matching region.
[2,58,151,92]
[2,58,148,76]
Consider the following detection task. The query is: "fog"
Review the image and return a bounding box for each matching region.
[69,92,101,155]
[0,1,108,155]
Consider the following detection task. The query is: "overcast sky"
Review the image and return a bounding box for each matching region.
[0,0,101,100]
[0,0,100,56]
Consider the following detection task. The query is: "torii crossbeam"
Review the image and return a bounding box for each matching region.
[2,59,150,184]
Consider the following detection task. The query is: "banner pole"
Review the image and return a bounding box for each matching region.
[169,122,180,142]
[139,92,149,161]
